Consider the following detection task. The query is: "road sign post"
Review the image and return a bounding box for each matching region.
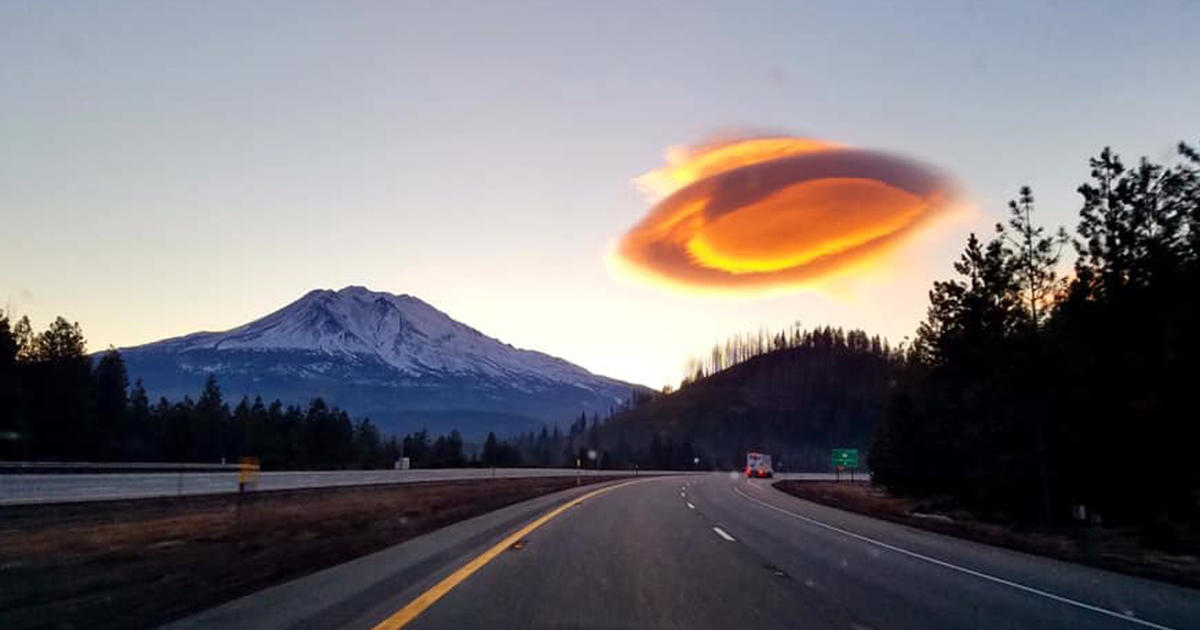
[831,449,859,482]
[238,457,260,493]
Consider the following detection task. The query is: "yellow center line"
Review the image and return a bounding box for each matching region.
[371,478,648,630]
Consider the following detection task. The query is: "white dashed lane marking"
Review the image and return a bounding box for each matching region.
[732,484,1176,630]
[712,526,736,542]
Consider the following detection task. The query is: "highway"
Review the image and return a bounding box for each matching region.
[0,466,847,505]
[168,473,1200,630]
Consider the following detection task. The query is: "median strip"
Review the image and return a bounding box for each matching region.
[0,475,625,630]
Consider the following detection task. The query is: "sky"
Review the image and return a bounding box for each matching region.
[1,1,1196,389]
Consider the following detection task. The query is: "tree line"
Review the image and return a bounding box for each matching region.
[870,141,1200,544]
[679,324,893,389]
[588,326,900,471]
[0,316,645,470]
[0,319,419,469]
[408,408,715,472]
[494,410,693,470]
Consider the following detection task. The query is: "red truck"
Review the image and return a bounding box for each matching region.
[745,452,774,478]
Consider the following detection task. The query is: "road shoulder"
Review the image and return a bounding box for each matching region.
[773,479,1200,590]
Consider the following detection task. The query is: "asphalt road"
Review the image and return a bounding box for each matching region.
[169,473,1200,630]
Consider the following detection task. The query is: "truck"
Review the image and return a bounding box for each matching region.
[745,452,774,478]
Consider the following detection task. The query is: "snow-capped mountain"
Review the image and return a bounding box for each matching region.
[156,286,607,385]
[119,286,643,438]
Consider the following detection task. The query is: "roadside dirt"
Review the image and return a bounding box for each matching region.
[0,475,621,629]
[774,480,1200,590]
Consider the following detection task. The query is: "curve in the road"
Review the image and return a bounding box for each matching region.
[166,473,1200,630]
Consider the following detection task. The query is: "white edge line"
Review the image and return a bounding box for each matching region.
[712,526,736,542]
[732,485,1174,630]
[687,501,696,510]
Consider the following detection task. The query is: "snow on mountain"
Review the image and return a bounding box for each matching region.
[120,287,642,437]
[154,286,601,385]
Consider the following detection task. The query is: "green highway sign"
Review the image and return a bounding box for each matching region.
[831,448,859,469]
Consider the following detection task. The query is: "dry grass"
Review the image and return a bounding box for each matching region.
[0,475,618,629]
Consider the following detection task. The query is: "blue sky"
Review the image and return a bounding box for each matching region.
[2,1,1196,387]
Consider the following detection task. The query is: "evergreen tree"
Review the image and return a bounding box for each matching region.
[32,317,87,362]
[445,429,465,467]
[353,418,383,468]
[126,378,154,459]
[231,397,251,461]
[92,349,128,459]
[0,312,16,368]
[0,312,24,458]
[194,375,227,462]
[12,316,35,361]
[997,186,1068,329]
[482,432,500,467]
[28,317,94,458]
[402,429,430,467]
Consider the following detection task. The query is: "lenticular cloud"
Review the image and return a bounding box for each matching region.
[612,135,958,293]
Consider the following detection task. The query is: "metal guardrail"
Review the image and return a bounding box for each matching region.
[0,461,243,472]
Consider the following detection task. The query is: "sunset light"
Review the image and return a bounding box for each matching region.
[614,136,958,294]
[2,4,1196,628]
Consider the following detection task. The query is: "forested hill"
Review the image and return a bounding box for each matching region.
[594,328,899,471]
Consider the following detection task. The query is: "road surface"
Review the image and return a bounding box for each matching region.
[169,473,1200,630]
[0,466,844,505]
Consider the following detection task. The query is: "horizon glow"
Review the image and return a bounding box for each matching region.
[2,3,1195,390]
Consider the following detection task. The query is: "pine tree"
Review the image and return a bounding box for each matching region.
[0,312,23,458]
[127,378,153,459]
[482,432,499,467]
[28,317,94,458]
[33,317,87,362]
[92,348,128,459]
[12,316,35,361]
[194,375,227,462]
[995,187,1068,330]
[0,311,17,368]
[354,418,382,468]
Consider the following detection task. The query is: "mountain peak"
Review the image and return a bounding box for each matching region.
[134,286,600,383]
[331,285,412,300]
[298,285,415,303]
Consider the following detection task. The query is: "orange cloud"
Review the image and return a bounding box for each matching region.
[612,135,959,294]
